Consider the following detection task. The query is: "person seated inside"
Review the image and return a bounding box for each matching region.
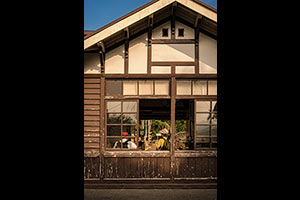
[127,138,137,149]
[156,128,170,150]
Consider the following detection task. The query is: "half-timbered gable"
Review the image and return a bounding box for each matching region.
[84,0,217,188]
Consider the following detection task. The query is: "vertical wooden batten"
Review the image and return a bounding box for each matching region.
[170,76,176,181]
[147,14,153,74]
[124,28,129,75]
[171,2,177,40]
[194,15,202,75]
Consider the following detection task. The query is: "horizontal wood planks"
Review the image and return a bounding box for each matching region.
[84,76,101,158]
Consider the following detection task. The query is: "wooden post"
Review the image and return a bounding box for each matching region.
[171,2,177,40]
[147,14,153,74]
[170,76,176,181]
[124,28,129,75]
[194,15,202,75]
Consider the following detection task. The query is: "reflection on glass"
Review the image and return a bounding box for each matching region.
[139,80,153,95]
[176,81,191,95]
[211,126,217,136]
[208,80,217,95]
[196,113,210,124]
[107,114,121,124]
[193,80,207,95]
[196,137,210,148]
[107,137,121,148]
[123,114,137,124]
[196,125,210,136]
[196,101,210,112]
[123,102,137,112]
[107,101,121,112]
[107,126,121,136]
[106,80,122,96]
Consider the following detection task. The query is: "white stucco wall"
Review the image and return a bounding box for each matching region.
[128,33,148,74]
[199,32,217,74]
[152,43,195,62]
[175,21,194,39]
[152,21,171,39]
[84,53,101,74]
[105,45,125,74]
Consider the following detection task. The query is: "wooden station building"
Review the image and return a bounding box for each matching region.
[84,0,217,188]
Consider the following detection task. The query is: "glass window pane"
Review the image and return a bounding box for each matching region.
[196,137,210,148]
[123,126,136,137]
[175,66,195,74]
[196,125,210,136]
[193,80,207,95]
[151,66,171,74]
[177,81,191,95]
[107,114,121,124]
[196,113,210,124]
[123,81,137,95]
[107,126,121,136]
[211,114,217,124]
[139,80,153,95]
[107,101,121,112]
[123,102,137,112]
[212,126,217,136]
[208,80,217,95]
[107,137,121,148]
[196,101,210,112]
[212,101,217,112]
[123,114,137,124]
[106,80,122,96]
[155,80,169,95]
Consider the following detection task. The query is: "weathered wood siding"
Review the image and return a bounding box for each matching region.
[84,157,100,179]
[104,157,171,179]
[84,76,101,157]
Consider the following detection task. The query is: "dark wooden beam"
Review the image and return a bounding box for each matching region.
[152,39,194,44]
[97,41,105,73]
[124,28,129,75]
[194,15,202,75]
[147,14,153,74]
[171,2,177,40]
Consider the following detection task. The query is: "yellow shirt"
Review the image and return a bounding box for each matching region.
[156,136,168,149]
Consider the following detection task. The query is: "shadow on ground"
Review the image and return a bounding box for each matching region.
[84,189,217,200]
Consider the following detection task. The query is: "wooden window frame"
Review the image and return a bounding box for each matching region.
[194,99,217,150]
[105,99,139,151]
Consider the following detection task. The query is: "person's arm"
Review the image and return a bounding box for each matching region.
[156,139,162,150]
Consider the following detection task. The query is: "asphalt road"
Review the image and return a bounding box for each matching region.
[84,189,217,200]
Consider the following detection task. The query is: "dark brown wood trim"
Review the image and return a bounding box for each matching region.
[170,76,176,181]
[124,28,129,75]
[100,77,105,180]
[194,15,201,75]
[147,14,153,74]
[171,2,177,40]
[152,39,194,44]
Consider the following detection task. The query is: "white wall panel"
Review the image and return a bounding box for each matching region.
[199,33,217,74]
[105,45,124,74]
[152,44,195,62]
[84,53,101,74]
[128,33,148,74]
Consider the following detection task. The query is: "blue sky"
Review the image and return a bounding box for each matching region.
[84,0,217,31]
